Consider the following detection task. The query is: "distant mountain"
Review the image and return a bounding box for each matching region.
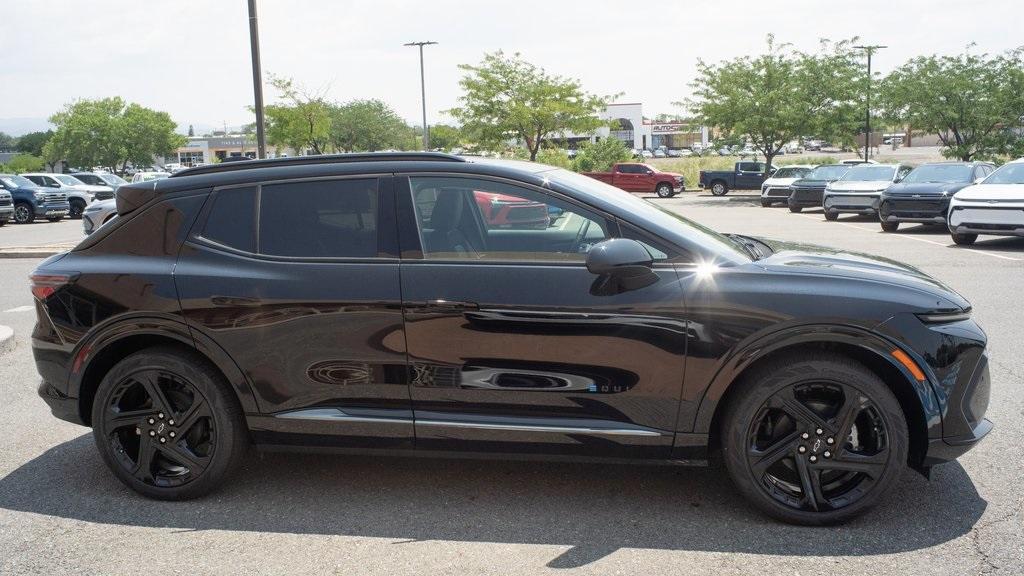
[0,118,53,136]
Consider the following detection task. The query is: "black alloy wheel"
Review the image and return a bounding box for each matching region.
[721,353,907,524]
[68,199,86,219]
[14,202,34,224]
[824,210,839,221]
[92,348,247,499]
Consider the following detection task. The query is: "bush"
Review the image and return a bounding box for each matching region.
[571,138,633,172]
[533,148,573,169]
[4,154,45,173]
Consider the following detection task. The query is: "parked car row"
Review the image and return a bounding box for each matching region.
[0,171,124,224]
[760,159,1024,246]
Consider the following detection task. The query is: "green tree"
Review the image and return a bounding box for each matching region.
[48,97,126,169]
[262,75,332,155]
[684,36,861,175]
[533,147,573,169]
[878,47,1024,161]
[116,103,185,173]
[0,132,16,152]
[329,99,412,152]
[428,124,463,151]
[15,130,53,157]
[571,137,633,172]
[450,51,612,161]
[5,154,45,173]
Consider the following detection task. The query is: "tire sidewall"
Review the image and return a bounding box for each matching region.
[656,184,672,198]
[720,356,909,525]
[90,348,246,500]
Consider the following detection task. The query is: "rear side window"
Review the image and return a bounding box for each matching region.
[202,186,256,252]
[259,179,378,258]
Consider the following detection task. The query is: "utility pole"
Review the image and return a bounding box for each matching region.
[404,41,438,150]
[854,44,886,162]
[248,0,267,159]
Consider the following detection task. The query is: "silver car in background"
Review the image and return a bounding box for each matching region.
[81,198,117,235]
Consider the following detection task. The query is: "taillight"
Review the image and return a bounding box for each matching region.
[29,273,74,301]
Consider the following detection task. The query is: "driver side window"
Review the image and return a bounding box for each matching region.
[409,176,611,262]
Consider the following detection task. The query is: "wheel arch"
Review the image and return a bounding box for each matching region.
[73,317,259,426]
[696,328,935,469]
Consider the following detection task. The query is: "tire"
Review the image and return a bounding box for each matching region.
[0,219,6,227]
[761,198,771,208]
[69,198,86,219]
[710,181,729,196]
[824,210,839,221]
[47,217,63,222]
[13,202,34,224]
[880,221,899,232]
[788,204,803,213]
[91,347,249,500]
[655,183,673,198]
[952,233,977,246]
[720,352,908,525]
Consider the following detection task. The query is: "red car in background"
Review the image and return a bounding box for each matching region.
[473,190,550,229]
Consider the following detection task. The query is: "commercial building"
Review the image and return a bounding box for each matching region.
[558,103,710,151]
[163,135,261,167]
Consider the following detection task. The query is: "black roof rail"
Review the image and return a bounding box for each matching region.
[171,152,466,178]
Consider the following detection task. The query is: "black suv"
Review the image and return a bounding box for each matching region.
[31,153,991,525]
[878,162,996,232]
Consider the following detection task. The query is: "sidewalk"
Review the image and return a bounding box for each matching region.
[0,243,76,259]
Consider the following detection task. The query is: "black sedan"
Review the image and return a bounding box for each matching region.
[30,153,991,525]
[879,162,996,232]
[787,164,851,212]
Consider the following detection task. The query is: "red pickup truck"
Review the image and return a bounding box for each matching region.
[582,163,685,198]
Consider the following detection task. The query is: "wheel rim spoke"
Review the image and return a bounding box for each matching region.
[132,437,157,482]
[174,397,212,437]
[771,388,832,433]
[794,456,823,511]
[831,388,868,445]
[158,442,209,475]
[748,431,799,478]
[106,408,158,431]
[136,371,174,415]
[822,449,888,478]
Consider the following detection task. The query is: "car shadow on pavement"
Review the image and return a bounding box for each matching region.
[0,435,987,569]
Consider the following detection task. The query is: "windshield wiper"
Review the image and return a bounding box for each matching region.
[725,234,766,260]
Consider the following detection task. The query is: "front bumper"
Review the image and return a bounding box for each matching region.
[824,194,881,214]
[788,187,825,208]
[925,418,993,466]
[0,205,13,221]
[762,186,791,201]
[948,203,1024,237]
[879,196,950,224]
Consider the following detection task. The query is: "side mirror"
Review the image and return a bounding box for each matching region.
[586,238,653,276]
[769,167,777,174]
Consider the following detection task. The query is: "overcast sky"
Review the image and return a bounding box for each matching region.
[1,0,1021,135]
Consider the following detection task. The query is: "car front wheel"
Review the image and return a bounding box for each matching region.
[720,352,908,525]
[824,210,839,221]
[91,347,248,500]
[656,183,673,198]
[788,204,802,213]
[952,233,978,246]
[880,221,899,232]
[13,202,34,224]
[68,199,86,219]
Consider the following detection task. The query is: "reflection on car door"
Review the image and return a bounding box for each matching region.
[397,175,687,459]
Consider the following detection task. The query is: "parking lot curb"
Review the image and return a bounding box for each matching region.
[0,244,74,259]
[0,325,13,355]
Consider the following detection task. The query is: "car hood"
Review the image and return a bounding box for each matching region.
[885,182,970,196]
[11,185,54,195]
[791,178,833,188]
[753,238,970,310]
[828,180,892,192]
[78,184,113,193]
[953,183,1024,201]
[763,177,799,187]
[656,171,684,178]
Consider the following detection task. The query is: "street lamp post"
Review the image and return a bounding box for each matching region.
[404,41,437,150]
[247,0,267,159]
[854,44,886,162]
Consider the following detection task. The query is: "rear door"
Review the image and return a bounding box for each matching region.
[397,174,687,459]
[175,175,413,449]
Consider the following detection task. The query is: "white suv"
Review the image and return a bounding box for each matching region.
[760,164,814,207]
[947,158,1024,245]
[823,164,913,221]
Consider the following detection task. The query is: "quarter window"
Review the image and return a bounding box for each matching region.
[409,176,610,262]
[202,186,256,252]
[259,179,378,258]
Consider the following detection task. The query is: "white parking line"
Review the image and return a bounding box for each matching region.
[3,305,34,313]
[792,213,1023,261]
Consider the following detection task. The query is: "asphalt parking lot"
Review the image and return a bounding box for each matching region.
[0,194,1021,575]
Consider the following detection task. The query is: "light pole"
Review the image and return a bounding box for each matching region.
[404,41,437,150]
[854,44,886,162]
[247,0,267,158]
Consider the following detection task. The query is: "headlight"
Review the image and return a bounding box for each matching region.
[917,309,972,324]
[34,192,46,201]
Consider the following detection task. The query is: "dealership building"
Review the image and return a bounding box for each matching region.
[560,102,710,151]
[162,135,261,167]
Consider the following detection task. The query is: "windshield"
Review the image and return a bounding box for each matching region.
[982,163,1024,185]
[100,174,127,186]
[807,165,849,180]
[547,169,751,263]
[773,167,810,179]
[1,175,35,188]
[840,165,897,182]
[902,164,973,184]
[55,174,85,186]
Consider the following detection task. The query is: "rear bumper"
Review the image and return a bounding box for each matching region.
[37,379,84,426]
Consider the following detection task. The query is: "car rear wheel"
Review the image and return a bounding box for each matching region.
[788,204,802,213]
[721,352,908,525]
[880,221,899,232]
[656,183,673,198]
[824,210,839,221]
[761,199,771,207]
[14,202,34,224]
[91,347,248,500]
[711,181,728,196]
[68,198,86,219]
[952,233,978,246]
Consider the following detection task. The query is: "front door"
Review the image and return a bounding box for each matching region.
[397,174,687,459]
[175,176,413,449]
